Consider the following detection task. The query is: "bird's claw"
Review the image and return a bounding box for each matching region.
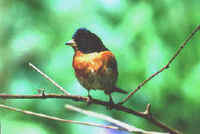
[106,97,114,110]
[87,95,93,106]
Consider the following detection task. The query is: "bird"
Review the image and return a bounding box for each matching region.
[65,28,127,105]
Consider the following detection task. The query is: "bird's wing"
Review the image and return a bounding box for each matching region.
[98,51,118,82]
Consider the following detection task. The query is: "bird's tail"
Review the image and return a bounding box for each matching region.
[113,87,128,94]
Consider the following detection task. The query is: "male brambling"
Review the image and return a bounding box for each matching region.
[65,28,127,105]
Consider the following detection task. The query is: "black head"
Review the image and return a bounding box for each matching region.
[72,28,108,53]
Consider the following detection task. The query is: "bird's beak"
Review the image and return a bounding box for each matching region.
[65,39,75,46]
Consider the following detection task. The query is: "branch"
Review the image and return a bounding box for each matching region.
[0,104,122,131]
[65,104,168,134]
[4,26,199,134]
[28,62,70,95]
[119,24,200,105]
[0,93,180,134]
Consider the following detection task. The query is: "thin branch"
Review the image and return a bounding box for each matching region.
[65,104,168,134]
[0,104,122,131]
[0,93,180,134]
[119,24,200,105]
[4,26,199,134]
[28,62,70,95]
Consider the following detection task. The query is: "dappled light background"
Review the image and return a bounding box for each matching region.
[0,0,200,134]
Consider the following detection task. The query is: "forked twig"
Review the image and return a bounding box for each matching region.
[2,25,198,134]
[28,62,70,95]
[119,25,200,105]
[0,93,180,134]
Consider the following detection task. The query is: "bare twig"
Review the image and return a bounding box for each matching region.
[0,104,122,130]
[65,104,168,134]
[28,62,70,95]
[119,25,200,105]
[0,93,180,134]
[4,25,199,134]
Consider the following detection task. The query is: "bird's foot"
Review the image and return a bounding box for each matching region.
[106,97,115,110]
[86,95,93,106]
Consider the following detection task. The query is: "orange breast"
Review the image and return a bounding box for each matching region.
[72,50,118,90]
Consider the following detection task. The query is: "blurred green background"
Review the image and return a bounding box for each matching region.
[0,0,200,134]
